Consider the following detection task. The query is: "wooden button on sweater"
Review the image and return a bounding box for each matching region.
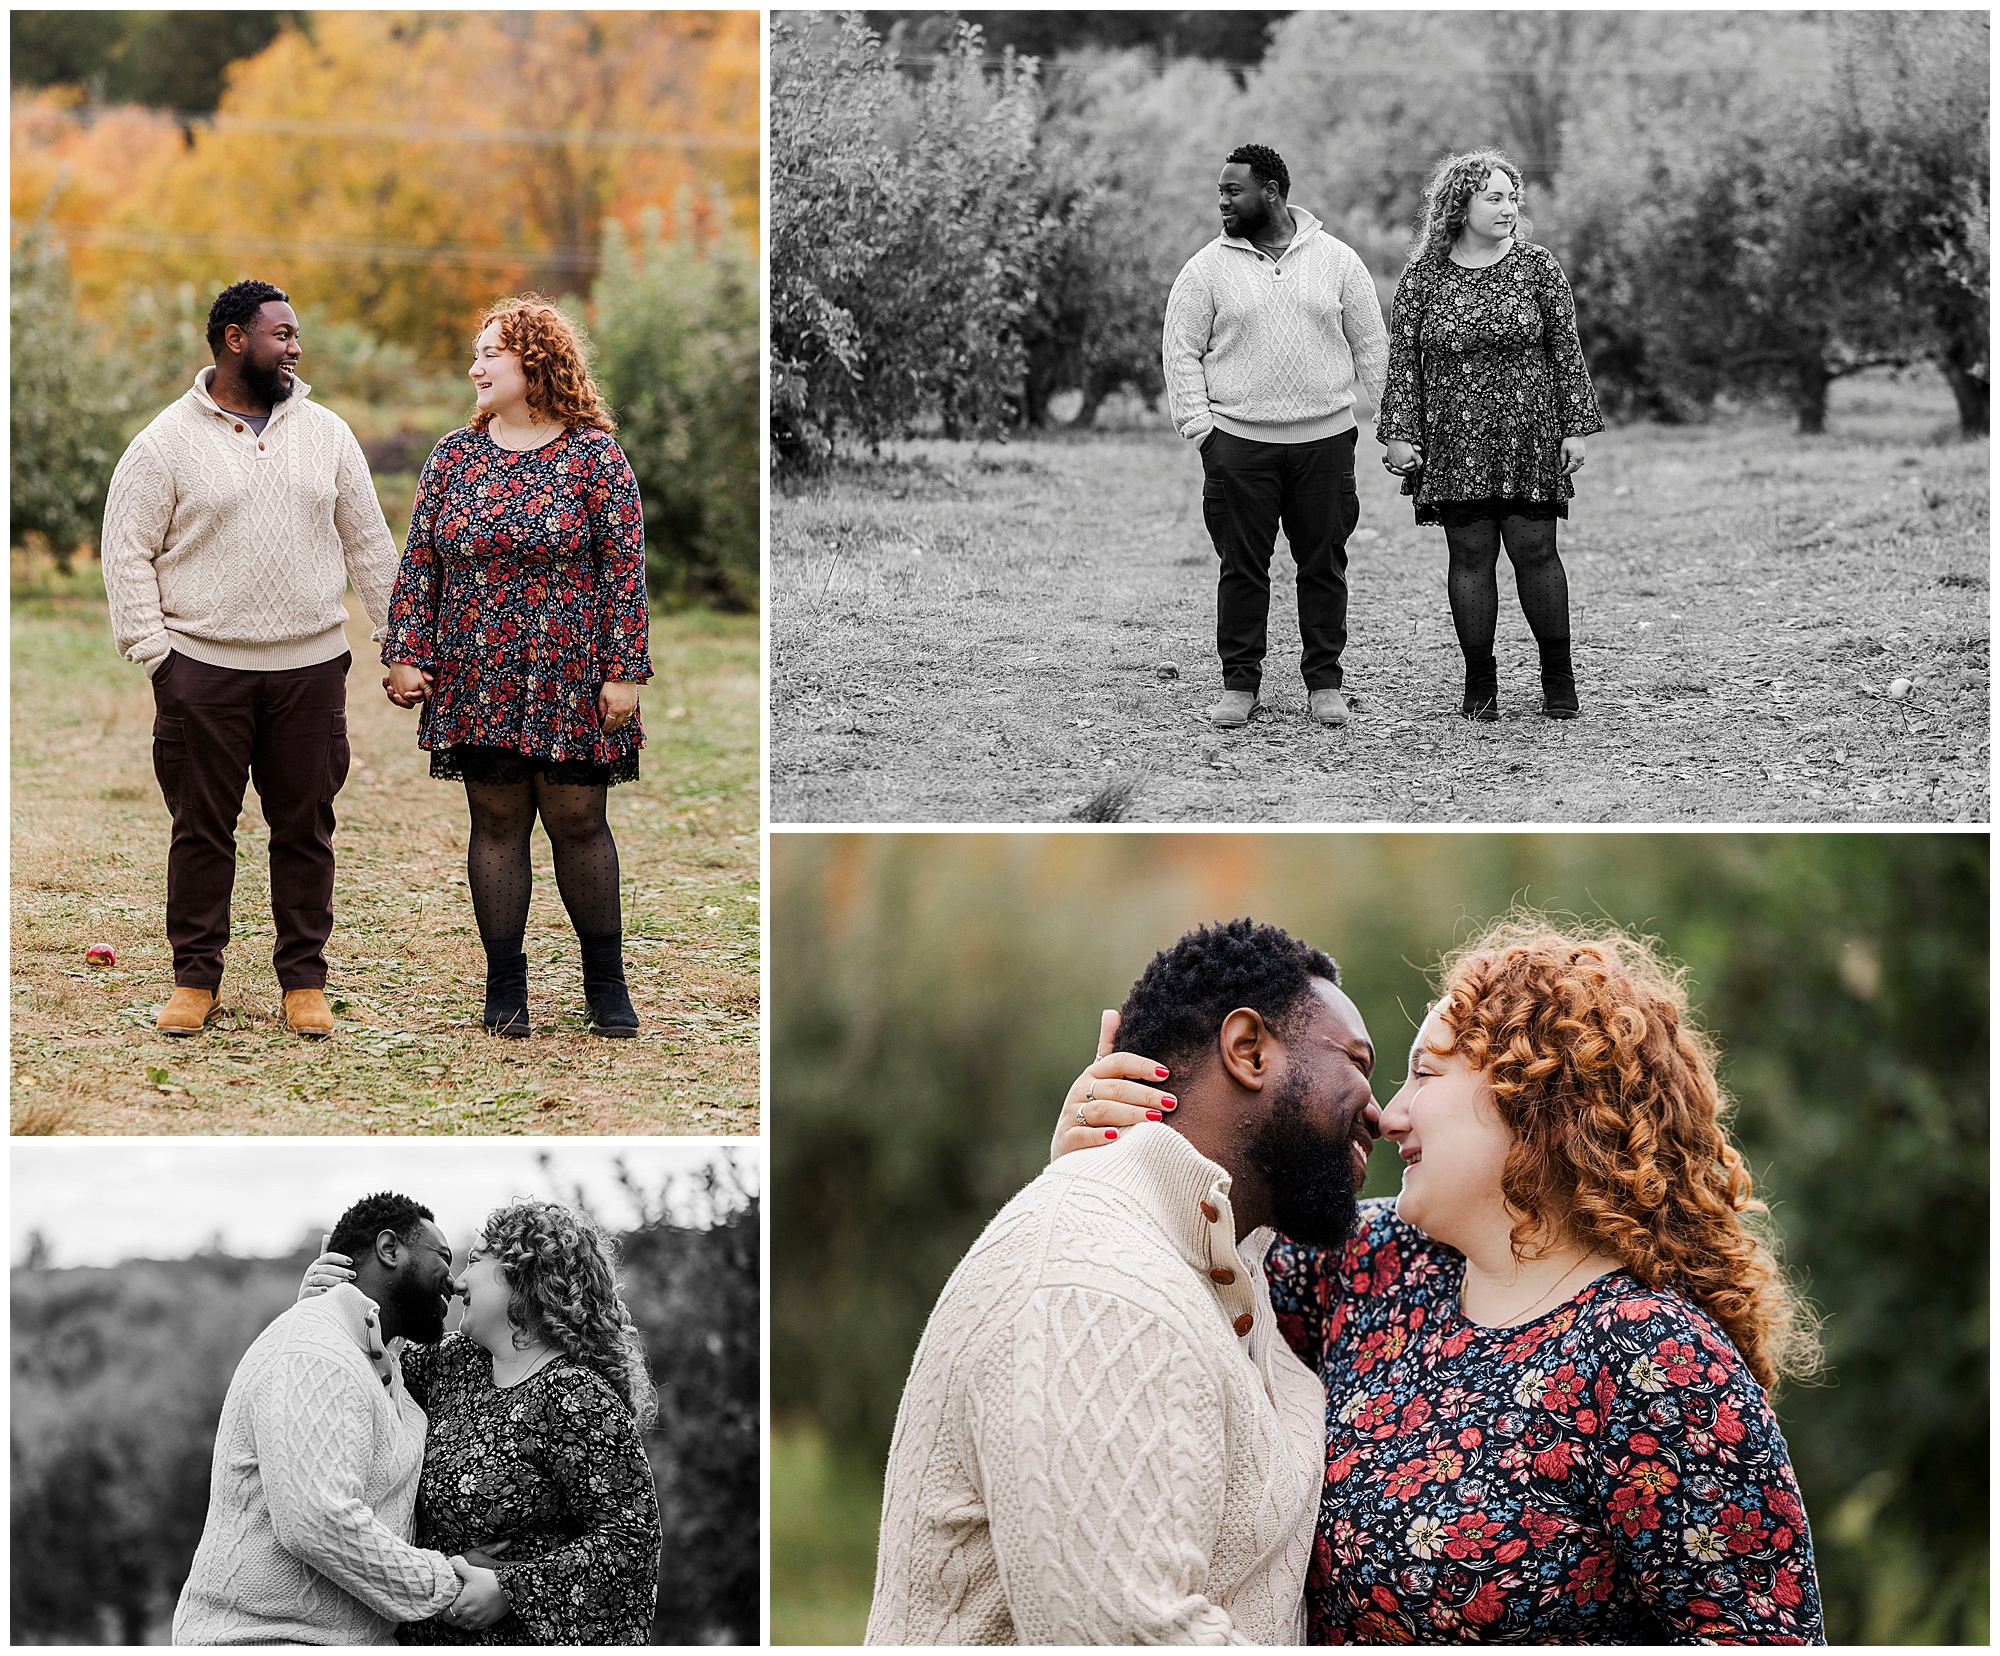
[1200,1200,1219,1223]
[1210,1267,1236,1284]
[1233,1312,1254,1336]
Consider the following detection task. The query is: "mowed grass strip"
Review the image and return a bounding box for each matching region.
[772,371,1987,825]
[12,578,759,1134]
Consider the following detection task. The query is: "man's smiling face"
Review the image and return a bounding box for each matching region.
[1245,977,1382,1247]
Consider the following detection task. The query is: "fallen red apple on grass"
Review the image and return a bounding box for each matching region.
[85,944,116,967]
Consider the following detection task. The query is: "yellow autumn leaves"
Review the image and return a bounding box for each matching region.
[12,11,758,359]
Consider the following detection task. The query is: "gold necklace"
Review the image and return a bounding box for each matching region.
[1467,1252,1594,1327]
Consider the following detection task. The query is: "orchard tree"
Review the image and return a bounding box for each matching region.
[770,15,1053,468]
[10,228,122,565]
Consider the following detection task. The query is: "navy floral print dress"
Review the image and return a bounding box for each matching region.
[1376,243,1605,528]
[383,425,651,786]
[1267,1201,1824,1644]
[396,1333,662,1645]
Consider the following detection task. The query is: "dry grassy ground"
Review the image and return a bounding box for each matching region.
[772,371,1987,824]
[12,580,759,1134]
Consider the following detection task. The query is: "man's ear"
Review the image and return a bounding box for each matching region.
[370,1228,403,1269]
[1217,1006,1272,1091]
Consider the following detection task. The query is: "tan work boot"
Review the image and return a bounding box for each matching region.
[284,988,336,1039]
[1309,687,1350,726]
[158,986,221,1037]
[1207,688,1259,729]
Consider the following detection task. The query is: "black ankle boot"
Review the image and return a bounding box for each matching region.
[579,932,638,1038]
[1462,654,1499,722]
[1540,638,1580,719]
[481,937,531,1038]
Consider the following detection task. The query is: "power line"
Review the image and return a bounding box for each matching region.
[22,220,605,273]
[170,112,760,152]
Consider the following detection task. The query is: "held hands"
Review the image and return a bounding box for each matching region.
[1559,435,1587,476]
[1384,440,1424,477]
[298,1233,357,1301]
[1049,1010,1178,1163]
[385,664,433,707]
[598,680,640,736]
[442,1557,512,1631]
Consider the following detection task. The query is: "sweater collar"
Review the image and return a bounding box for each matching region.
[1054,1119,1274,1281]
[191,364,313,427]
[1216,203,1324,261]
[297,1280,399,1388]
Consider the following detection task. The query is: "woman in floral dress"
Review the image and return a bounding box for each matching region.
[383,299,650,1038]
[1057,920,1825,1643]
[304,1199,663,1644]
[1377,150,1604,722]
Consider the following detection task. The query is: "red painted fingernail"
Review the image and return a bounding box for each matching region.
[1161,1095,1177,1109]
[1146,1110,1163,1121]
[1104,1128,1117,1140]
[1155,1067,1170,1079]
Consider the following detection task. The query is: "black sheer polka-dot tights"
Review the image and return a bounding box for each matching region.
[465,776,622,953]
[1443,514,1572,662]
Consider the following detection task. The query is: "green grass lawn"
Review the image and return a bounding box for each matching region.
[771,370,1988,824]
[11,566,759,1133]
[770,1421,883,1646]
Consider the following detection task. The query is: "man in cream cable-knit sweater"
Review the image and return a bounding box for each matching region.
[1163,143,1390,731]
[173,1191,503,1645]
[868,919,1382,1644]
[101,279,399,1039]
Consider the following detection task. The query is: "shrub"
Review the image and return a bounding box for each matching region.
[10,228,123,566]
[589,205,759,611]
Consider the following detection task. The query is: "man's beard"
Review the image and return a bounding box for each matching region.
[1230,193,1275,240]
[388,1268,449,1344]
[241,356,295,405]
[1245,1069,1362,1248]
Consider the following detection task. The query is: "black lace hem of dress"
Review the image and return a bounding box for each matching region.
[430,743,639,787]
[1415,495,1569,528]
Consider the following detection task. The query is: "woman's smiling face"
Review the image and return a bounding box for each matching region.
[451,1247,518,1351]
[1462,167,1519,243]
[1380,1006,1514,1250]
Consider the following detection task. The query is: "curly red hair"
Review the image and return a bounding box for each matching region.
[1427,917,1818,1392]
[480,1199,657,1426]
[471,296,616,435]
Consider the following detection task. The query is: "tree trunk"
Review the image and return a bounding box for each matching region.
[1793,356,1831,435]
[1939,354,1989,437]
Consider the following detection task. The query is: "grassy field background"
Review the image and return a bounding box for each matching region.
[771,1422,881,1646]
[771,370,1988,824]
[12,567,758,1134]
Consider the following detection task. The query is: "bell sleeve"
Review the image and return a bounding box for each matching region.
[1533,250,1605,439]
[1375,264,1429,446]
[381,438,450,671]
[585,435,652,686]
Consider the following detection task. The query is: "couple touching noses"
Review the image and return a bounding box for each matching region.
[869,918,1823,1645]
[172,1192,661,1646]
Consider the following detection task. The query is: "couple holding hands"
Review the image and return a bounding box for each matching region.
[101,279,652,1044]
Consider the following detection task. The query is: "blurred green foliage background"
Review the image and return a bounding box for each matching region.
[771,833,1987,1644]
[12,1158,758,1645]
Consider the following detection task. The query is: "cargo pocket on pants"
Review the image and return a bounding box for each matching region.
[325,710,350,803]
[1201,474,1233,560]
[152,715,187,814]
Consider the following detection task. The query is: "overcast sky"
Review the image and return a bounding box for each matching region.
[11,1139,758,1268]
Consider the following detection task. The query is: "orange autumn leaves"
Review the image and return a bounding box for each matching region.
[12,11,758,359]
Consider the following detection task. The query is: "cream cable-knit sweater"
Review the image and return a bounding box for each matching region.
[867,1123,1326,1646]
[101,368,398,676]
[1162,206,1390,447]
[171,1283,460,1646]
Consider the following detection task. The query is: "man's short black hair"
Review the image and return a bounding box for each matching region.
[1117,918,1338,1078]
[328,1191,436,1262]
[206,278,290,355]
[1225,143,1290,198]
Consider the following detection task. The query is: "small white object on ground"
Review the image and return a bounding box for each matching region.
[1888,678,1912,698]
